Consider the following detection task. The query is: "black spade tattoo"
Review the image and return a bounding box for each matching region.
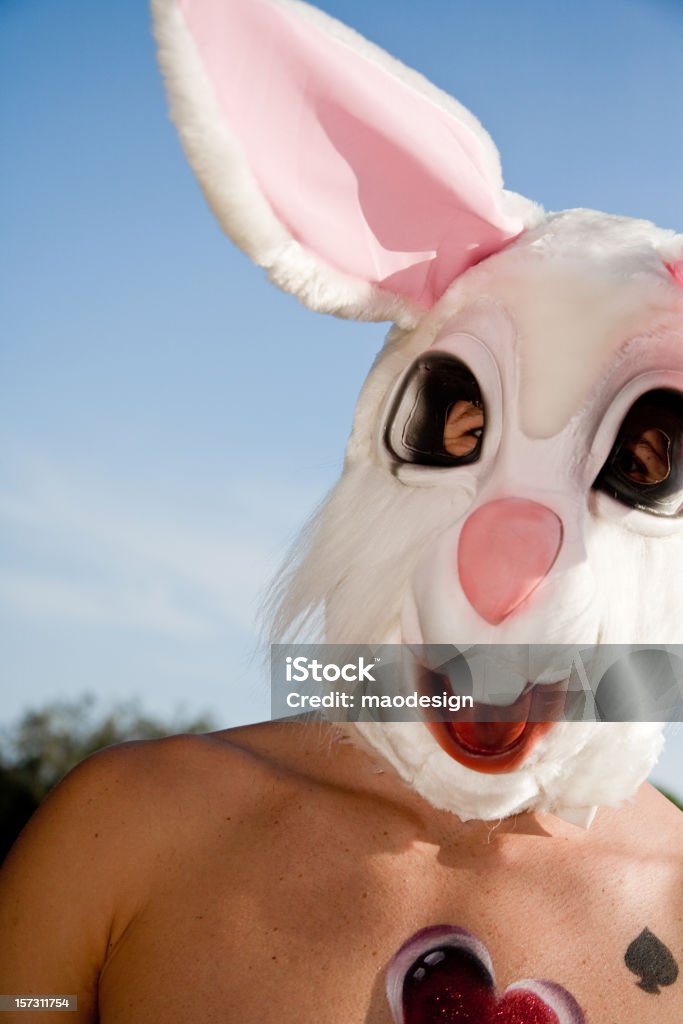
[624,928,679,994]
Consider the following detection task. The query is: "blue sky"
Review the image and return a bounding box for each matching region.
[2,0,682,794]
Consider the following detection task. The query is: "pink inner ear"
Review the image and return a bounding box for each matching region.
[666,260,683,287]
[179,0,524,307]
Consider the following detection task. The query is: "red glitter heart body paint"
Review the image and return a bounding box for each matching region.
[386,927,585,1023]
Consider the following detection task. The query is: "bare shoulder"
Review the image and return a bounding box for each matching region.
[625,782,683,846]
[592,784,683,931]
[0,726,273,866]
[633,784,683,888]
[592,782,683,864]
[1,719,345,886]
[0,723,323,1011]
[0,734,237,927]
[9,720,336,849]
[0,736,203,1020]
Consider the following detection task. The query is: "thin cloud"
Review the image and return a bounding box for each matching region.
[0,570,209,636]
[0,454,322,636]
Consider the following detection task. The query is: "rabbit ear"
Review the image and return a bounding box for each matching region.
[153,0,542,323]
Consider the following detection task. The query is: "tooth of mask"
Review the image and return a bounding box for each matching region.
[452,647,529,706]
[553,805,598,829]
[461,646,589,706]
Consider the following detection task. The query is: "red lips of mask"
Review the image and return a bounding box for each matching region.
[416,660,567,773]
[425,684,563,773]
[386,927,585,1024]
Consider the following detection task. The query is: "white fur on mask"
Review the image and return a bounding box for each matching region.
[348,722,664,826]
[271,214,683,826]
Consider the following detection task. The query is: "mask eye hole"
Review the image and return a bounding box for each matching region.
[593,389,683,517]
[385,354,485,467]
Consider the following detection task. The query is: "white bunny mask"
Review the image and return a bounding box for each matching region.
[153,0,683,823]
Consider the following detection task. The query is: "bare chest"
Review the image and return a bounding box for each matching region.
[97,828,682,1024]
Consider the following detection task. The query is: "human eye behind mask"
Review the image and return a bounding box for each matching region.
[593,389,683,517]
[384,354,485,468]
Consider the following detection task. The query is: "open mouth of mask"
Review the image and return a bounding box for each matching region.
[405,646,577,773]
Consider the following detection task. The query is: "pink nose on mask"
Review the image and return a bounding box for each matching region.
[457,498,563,625]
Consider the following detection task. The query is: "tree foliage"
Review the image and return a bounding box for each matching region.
[657,787,683,812]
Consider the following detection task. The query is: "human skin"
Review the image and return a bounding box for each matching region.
[0,720,681,1023]
[623,427,671,484]
[442,400,484,457]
